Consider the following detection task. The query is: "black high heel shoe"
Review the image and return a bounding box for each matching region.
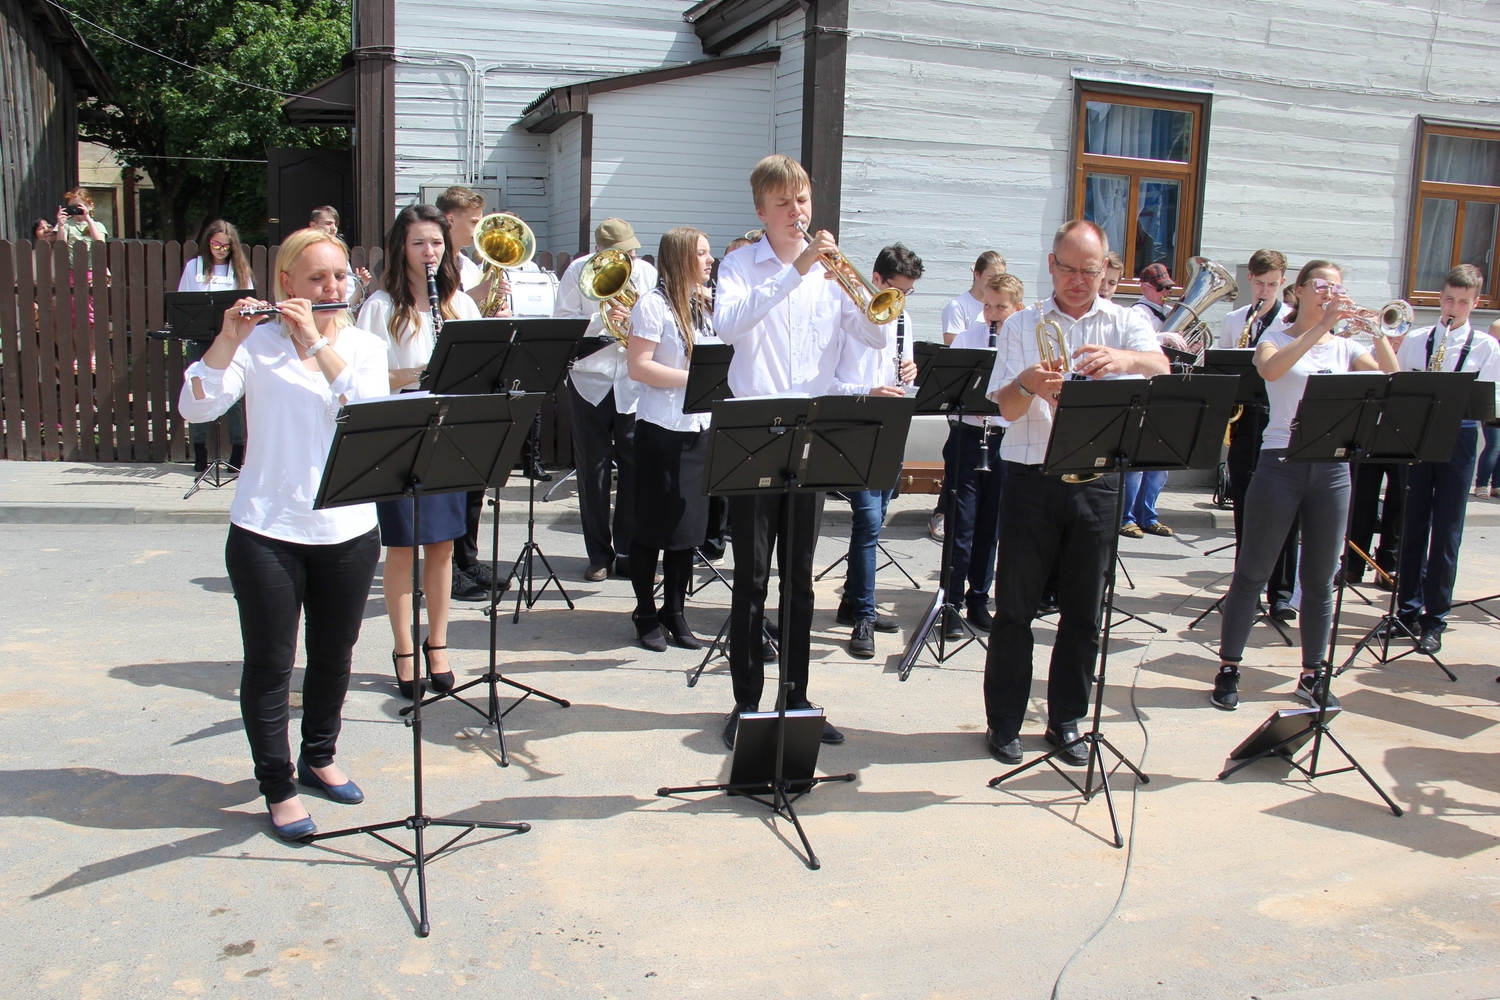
[392,651,416,700]
[660,611,703,650]
[633,613,668,653]
[422,638,456,693]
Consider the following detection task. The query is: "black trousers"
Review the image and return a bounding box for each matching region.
[728,491,825,709]
[1227,410,1297,604]
[1398,425,1479,630]
[942,423,1006,607]
[225,523,380,804]
[984,465,1116,740]
[568,381,635,567]
[1347,463,1403,581]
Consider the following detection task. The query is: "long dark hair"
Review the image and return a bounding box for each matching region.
[379,204,462,344]
[195,219,253,289]
[1283,258,1340,327]
[655,227,712,356]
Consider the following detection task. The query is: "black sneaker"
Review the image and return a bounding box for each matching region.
[941,606,965,641]
[1210,665,1240,711]
[1294,669,1340,709]
[966,601,994,632]
[450,569,488,602]
[1269,602,1297,622]
[835,604,899,632]
[849,618,876,659]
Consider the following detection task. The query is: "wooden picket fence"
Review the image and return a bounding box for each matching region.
[0,240,577,464]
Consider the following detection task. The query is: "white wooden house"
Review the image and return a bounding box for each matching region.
[328,0,1500,330]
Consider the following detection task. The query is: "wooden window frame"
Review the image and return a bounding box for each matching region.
[1405,117,1500,310]
[1068,82,1212,294]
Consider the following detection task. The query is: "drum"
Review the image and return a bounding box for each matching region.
[508,269,559,318]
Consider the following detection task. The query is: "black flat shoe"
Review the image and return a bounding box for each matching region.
[660,612,703,650]
[1044,725,1089,767]
[421,639,455,693]
[986,729,1022,765]
[392,651,416,700]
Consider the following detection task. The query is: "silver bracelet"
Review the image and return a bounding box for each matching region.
[305,336,330,357]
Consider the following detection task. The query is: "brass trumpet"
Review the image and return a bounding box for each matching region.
[579,248,637,344]
[796,221,904,324]
[473,213,535,317]
[1333,299,1414,341]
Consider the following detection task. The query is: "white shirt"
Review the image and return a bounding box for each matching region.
[949,318,1005,427]
[458,253,483,292]
[987,295,1162,465]
[1218,300,1287,349]
[833,311,911,396]
[630,289,722,433]
[177,258,247,293]
[713,237,888,398]
[356,289,482,389]
[177,321,390,544]
[1131,299,1169,333]
[1395,320,1500,420]
[1259,329,1371,450]
[941,290,983,340]
[556,253,659,410]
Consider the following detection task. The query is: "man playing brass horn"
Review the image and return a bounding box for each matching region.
[980,220,1167,766]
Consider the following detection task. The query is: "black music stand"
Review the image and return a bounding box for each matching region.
[306,393,533,937]
[1326,372,1472,683]
[427,317,586,621]
[1188,350,1292,641]
[897,342,1000,680]
[164,289,255,498]
[657,394,914,869]
[990,374,1236,847]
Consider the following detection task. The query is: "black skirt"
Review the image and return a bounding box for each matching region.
[375,492,467,547]
[632,419,709,551]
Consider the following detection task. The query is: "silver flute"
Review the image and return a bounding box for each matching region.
[238,302,348,317]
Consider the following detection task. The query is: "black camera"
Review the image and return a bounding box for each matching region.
[63,204,86,216]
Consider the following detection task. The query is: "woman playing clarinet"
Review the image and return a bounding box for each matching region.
[356,205,482,698]
[624,227,722,651]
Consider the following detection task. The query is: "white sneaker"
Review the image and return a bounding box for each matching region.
[928,511,945,542]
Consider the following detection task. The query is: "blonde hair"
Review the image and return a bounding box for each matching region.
[274,228,352,331]
[749,155,810,210]
[1105,251,1125,274]
[985,271,1025,306]
[656,227,712,356]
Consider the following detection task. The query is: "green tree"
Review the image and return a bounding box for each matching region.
[62,0,351,242]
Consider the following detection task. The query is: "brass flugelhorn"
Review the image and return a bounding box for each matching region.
[1033,302,1098,483]
[579,248,637,344]
[796,221,904,324]
[473,213,535,317]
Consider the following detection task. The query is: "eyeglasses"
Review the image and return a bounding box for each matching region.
[208,241,231,250]
[1309,279,1345,295]
[1053,260,1105,280]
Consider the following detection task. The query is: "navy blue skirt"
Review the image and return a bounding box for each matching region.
[376,492,467,547]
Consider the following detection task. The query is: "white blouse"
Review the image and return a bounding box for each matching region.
[1259,329,1371,451]
[177,321,390,544]
[356,289,482,389]
[177,258,249,293]
[630,290,721,433]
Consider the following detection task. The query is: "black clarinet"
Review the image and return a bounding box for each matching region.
[976,320,997,472]
[894,314,908,388]
[426,263,442,335]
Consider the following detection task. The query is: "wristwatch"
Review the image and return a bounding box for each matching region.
[306,336,330,356]
[1015,378,1035,398]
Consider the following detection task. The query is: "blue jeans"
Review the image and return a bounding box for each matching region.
[1121,469,1168,527]
[1475,424,1500,490]
[842,489,894,619]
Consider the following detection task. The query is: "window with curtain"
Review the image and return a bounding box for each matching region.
[1070,85,1209,291]
[1408,120,1500,309]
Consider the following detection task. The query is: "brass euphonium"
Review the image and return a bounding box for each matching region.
[578,248,637,344]
[472,213,535,317]
[1160,256,1238,365]
[796,220,904,324]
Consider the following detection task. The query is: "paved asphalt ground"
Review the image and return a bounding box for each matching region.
[2,462,1498,999]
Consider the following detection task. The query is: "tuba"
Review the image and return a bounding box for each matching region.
[578,248,637,344]
[473,213,536,317]
[1160,257,1238,364]
[796,221,904,324]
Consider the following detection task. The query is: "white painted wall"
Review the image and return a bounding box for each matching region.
[717,7,804,159]
[548,118,585,258]
[839,0,1500,337]
[585,65,773,259]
